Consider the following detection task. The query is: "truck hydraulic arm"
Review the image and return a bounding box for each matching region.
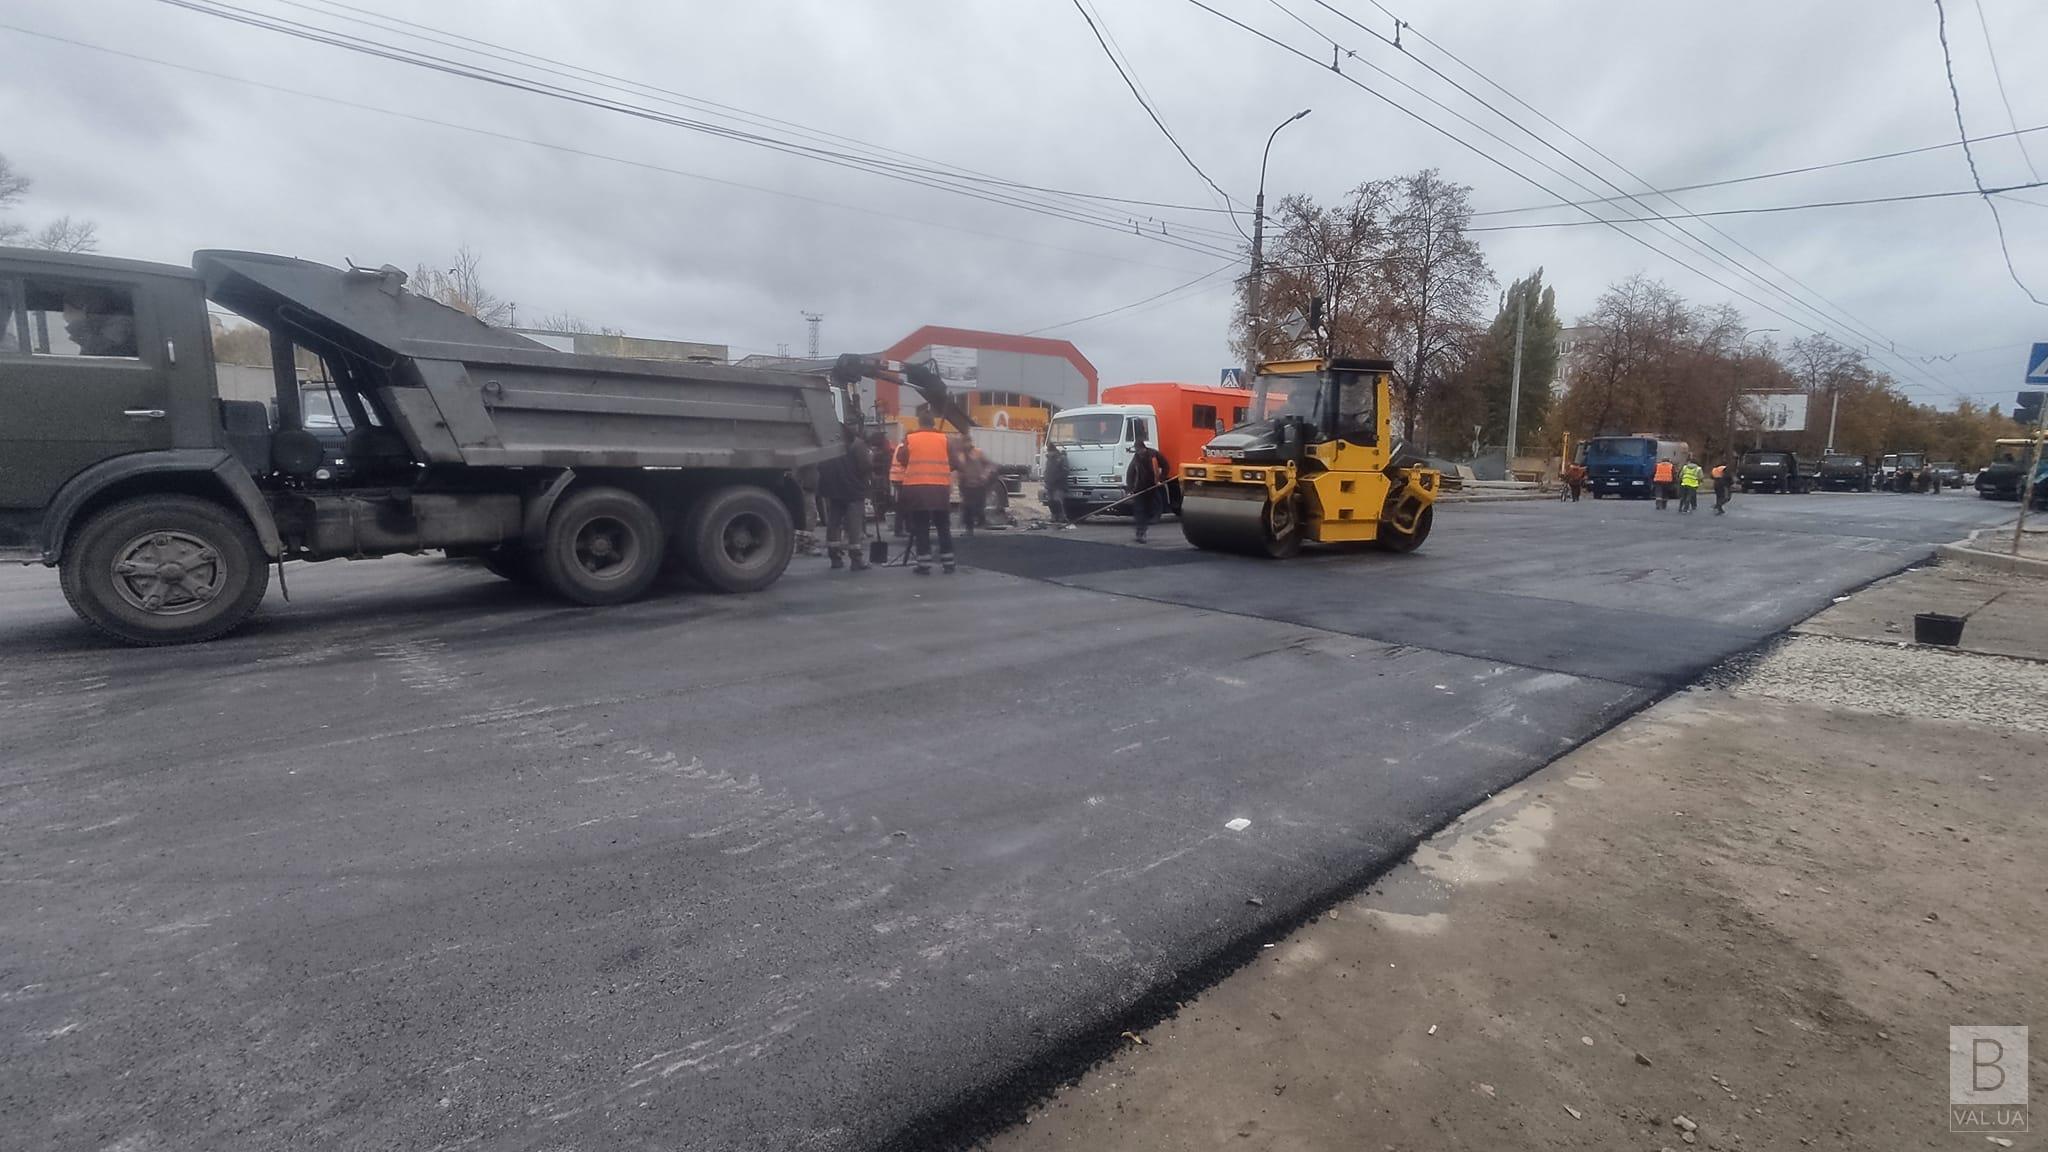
[828,354,976,434]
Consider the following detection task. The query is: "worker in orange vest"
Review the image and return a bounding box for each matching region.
[1652,456,1676,510]
[1712,459,1734,515]
[895,410,963,574]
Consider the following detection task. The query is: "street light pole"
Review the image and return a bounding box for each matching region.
[1245,108,1310,381]
[1505,287,1527,464]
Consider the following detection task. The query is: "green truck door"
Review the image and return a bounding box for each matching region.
[0,271,173,510]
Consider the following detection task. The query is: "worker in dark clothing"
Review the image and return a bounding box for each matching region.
[1124,431,1171,543]
[1712,458,1735,515]
[1043,445,1071,526]
[817,424,872,570]
[957,440,998,535]
[896,412,962,574]
[866,432,894,539]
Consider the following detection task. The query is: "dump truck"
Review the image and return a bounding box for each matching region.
[1177,356,1439,557]
[0,247,866,645]
[1043,381,1250,518]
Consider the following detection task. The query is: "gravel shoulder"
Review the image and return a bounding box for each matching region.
[993,562,2048,1151]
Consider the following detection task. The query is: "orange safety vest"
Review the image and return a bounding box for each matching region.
[900,429,953,488]
[889,446,906,484]
[1653,459,1675,483]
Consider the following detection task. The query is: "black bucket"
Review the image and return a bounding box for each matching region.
[869,538,892,566]
[1913,612,1965,646]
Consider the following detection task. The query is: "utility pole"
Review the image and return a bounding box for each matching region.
[1505,288,1527,464]
[1245,109,1311,380]
[801,311,823,358]
[1824,388,1841,455]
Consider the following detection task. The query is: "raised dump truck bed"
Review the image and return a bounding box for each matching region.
[0,246,850,644]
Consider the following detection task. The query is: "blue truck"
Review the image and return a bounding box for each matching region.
[1579,434,1690,499]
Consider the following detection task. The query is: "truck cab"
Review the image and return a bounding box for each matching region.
[1043,403,1157,518]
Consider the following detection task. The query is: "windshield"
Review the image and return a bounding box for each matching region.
[1585,437,1654,459]
[1249,372,1323,423]
[1824,455,1863,468]
[1048,414,1125,445]
[1743,452,1789,465]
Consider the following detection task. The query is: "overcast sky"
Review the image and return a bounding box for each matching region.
[4,0,2045,409]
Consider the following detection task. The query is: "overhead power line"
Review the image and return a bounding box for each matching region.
[150,0,1251,260]
[1223,0,1994,405]
[1932,0,2046,306]
[0,23,1229,278]
[1970,0,2040,181]
[1301,0,1984,403]
[1066,0,1250,241]
[1466,179,2048,230]
[283,0,1244,223]
[1471,121,2048,218]
[1023,261,1238,335]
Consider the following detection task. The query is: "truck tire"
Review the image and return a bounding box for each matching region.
[538,486,665,605]
[685,484,793,593]
[59,495,270,646]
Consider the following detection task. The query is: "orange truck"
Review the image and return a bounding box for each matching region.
[1043,382,1251,516]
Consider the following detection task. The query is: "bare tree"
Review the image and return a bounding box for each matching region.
[533,311,626,337]
[31,216,98,254]
[412,246,514,325]
[0,154,31,244]
[1383,170,1492,444]
[1232,180,1397,366]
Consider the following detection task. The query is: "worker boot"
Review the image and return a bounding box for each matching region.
[829,550,845,569]
[914,552,932,576]
[941,551,957,575]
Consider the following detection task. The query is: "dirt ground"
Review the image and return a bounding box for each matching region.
[994,565,2048,1152]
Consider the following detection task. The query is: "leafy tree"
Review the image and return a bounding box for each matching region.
[1461,269,1560,449]
[1232,180,1397,366]
[1383,170,1491,444]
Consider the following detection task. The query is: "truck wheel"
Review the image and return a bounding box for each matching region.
[539,486,664,605]
[60,495,269,646]
[685,485,793,593]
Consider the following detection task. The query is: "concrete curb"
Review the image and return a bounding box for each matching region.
[1438,489,1554,504]
[1937,526,2048,577]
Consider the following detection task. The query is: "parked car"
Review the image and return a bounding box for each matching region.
[1816,453,1873,492]
[1737,451,1810,493]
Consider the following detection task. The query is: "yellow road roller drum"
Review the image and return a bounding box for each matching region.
[1178,357,1438,558]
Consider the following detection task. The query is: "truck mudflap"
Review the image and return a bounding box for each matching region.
[41,449,284,564]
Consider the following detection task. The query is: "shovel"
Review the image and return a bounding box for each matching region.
[868,496,891,566]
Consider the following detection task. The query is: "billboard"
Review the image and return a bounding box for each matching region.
[1739,392,1807,433]
[926,345,980,391]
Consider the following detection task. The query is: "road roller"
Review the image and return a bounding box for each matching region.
[1178,356,1439,557]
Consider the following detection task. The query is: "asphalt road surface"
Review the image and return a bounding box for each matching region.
[0,491,2009,1151]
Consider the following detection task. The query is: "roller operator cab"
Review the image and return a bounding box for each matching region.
[0,247,848,645]
[1176,357,1438,558]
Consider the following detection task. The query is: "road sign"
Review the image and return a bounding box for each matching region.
[2027,343,2048,385]
[1220,367,1245,388]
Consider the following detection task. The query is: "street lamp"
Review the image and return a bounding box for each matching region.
[1244,108,1311,379]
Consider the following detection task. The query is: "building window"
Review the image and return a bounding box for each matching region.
[23,278,140,359]
[1192,404,1218,429]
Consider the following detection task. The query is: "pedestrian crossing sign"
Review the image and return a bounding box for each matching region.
[1220,367,1245,388]
[2028,343,2048,384]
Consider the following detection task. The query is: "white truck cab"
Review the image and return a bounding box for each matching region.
[1043,403,1157,516]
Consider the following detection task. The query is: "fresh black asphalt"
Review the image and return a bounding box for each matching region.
[0,491,2010,1151]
